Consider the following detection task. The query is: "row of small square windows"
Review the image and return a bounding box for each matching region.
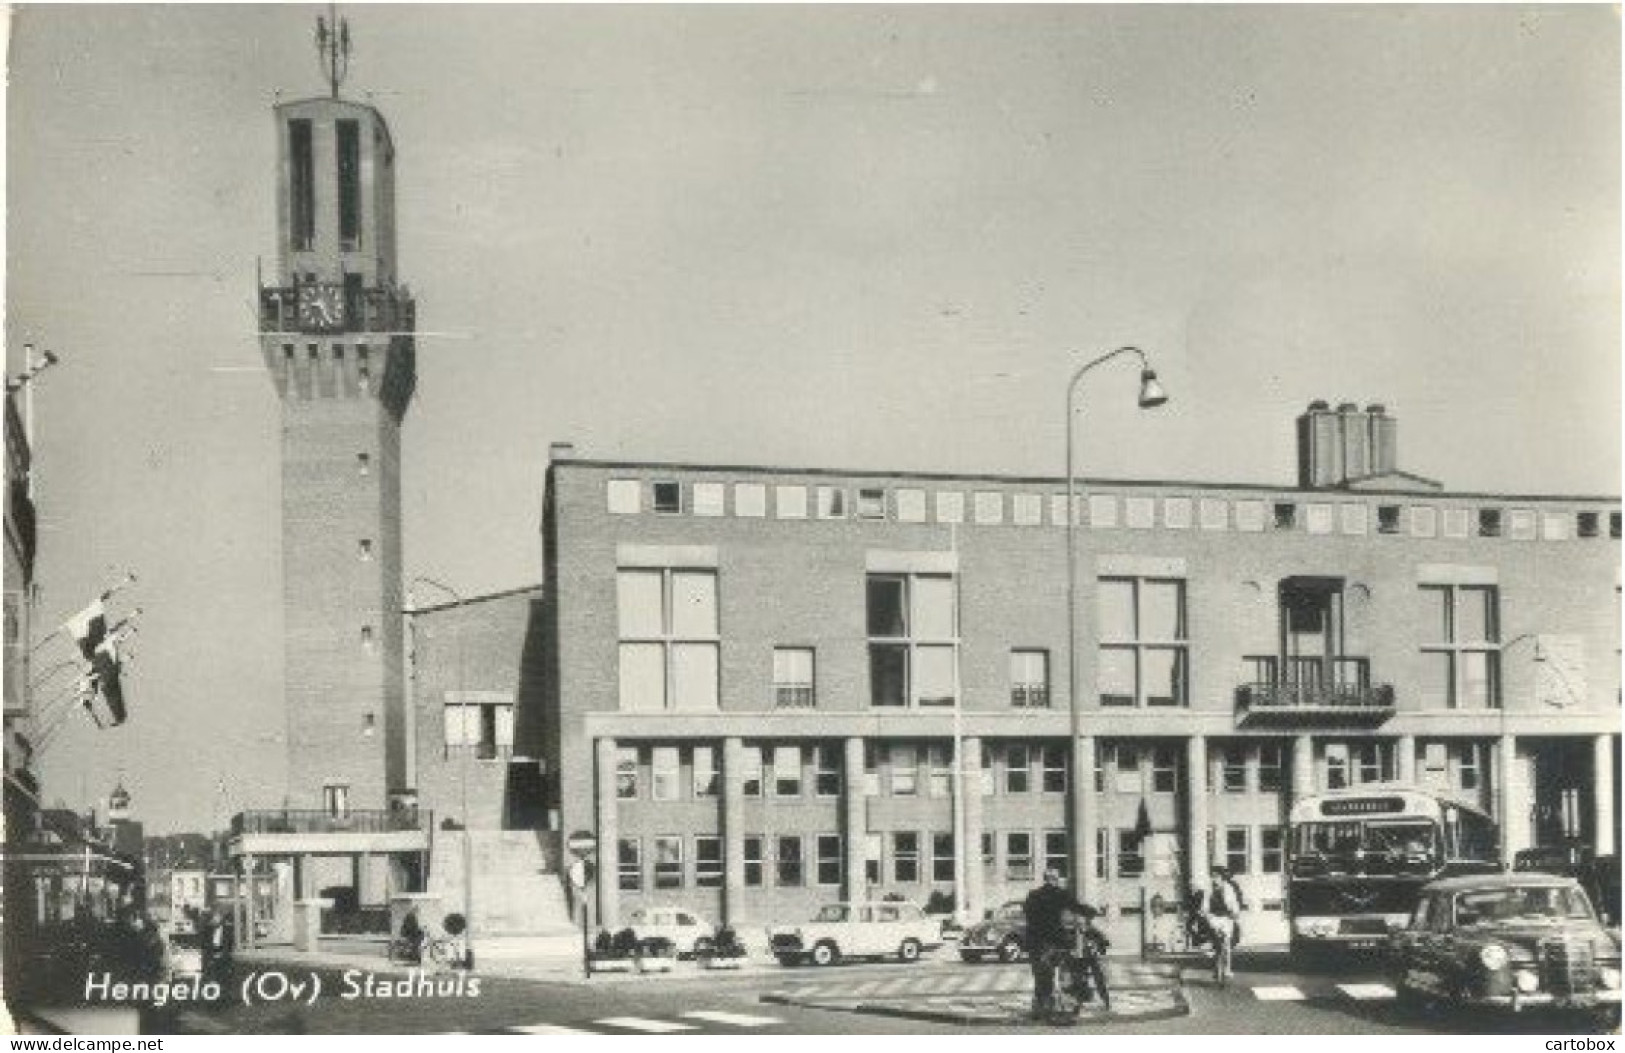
[606,479,1621,541]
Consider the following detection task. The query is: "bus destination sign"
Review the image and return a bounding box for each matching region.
[1321,797,1407,816]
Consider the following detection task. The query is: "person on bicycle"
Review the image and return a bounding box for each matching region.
[1022,868,1101,1017]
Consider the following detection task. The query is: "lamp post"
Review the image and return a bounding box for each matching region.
[1065,347,1168,902]
[409,575,473,966]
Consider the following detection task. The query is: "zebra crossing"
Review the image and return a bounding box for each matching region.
[462,1010,787,1035]
[1244,981,1396,1003]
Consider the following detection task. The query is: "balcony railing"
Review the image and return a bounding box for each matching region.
[1236,666,1395,727]
[774,685,816,709]
[1011,684,1051,708]
[443,743,513,761]
[231,808,430,836]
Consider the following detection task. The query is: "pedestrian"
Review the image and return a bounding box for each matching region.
[1203,866,1243,983]
[202,906,235,989]
[1021,868,1100,1019]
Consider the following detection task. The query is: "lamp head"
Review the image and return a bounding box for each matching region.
[1138,368,1169,409]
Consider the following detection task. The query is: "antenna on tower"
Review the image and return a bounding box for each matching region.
[315,3,352,99]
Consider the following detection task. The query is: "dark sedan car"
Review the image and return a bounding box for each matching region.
[1391,873,1621,1024]
[958,901,1028,963]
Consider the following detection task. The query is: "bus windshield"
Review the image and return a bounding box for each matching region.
[1295,820,1438,859]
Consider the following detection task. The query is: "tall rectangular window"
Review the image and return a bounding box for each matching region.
[1420,585,1501,709]
[773,647,816,708]
[651,747,681,802]
[773,745,803,798]
[1151,746,1178,793]
[866,834,884,887]
[1261,827,1284,874]
[816,835,843,886]
[1224,827,1250,875]
[653,836,683,889]
[692,746,719,798]
[1005,745,1032,794]
[889,745,919,796]
[776,836,803,887]
[617,839,642,891]
[892,832,920,883]
[1044,831,1069,879]
[288,119,315,250]
[1041,746,1067,793]
[868,573,958,707]
[616,747,639,799]
[743,837,763,886]
[1456,742,1486,791]
[932,833,955,883]
[1010,649,1050,708]
[1098,577,1188,706]
[1258,744,1284,793]
[927,745,952,797]
[695,837,723,887]
[740,746,763,797]
[1005,832,1033,882]
[618,569,719,711]
[815,744,841,797]
[336,119,361,249]
[1221,747,1248,793]
[1116,830,1145,878]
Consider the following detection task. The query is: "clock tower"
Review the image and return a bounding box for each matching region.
[258,82,416,810]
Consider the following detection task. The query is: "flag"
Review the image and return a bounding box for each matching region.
[1134,798,1154,845]
[91,635,128,727]
[65,596,108,662]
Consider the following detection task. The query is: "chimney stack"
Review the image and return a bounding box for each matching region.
[1297,400,1400,489]
[1296,400,1340,488]
[1337,402,1371,482]
[1367,403,1397,476]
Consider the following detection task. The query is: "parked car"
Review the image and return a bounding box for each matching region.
[769,901,943,966]
[167,931,204,982]
[625,906,716,956]
[1515,845,1622,927]
[1390,873,1621,1023]
[959,901,1029,963]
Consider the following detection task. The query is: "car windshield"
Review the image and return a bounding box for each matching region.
[813,905,849,923]
[1453,886,1595,927]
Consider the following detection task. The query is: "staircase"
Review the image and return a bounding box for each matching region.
[427,829,576,936]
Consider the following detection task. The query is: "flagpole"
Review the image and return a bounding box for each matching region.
[950,523,968,925]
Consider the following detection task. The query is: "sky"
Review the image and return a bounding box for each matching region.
[6,4,1619,833]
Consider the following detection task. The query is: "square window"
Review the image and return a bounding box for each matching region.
[775,485,808,519]
[1088,494,1119,528]
[734,483,767,518]
[1199,499,1229,531]
[1124,497,1155,529]
[1013,493,1044,526]
[1443,508,1471,538]
[607,479,641,514]
[1234,500,1266,532]
[1050,494,1072,526]
[896,489,927,523]
[1578,511,1600,538]
[1540,512,1568,541]
[973,491,1004,524]
[1305,504,1334,535]
[816,486,846,519]
[935,491,965,524]
[1411,506,1438,537]
[1272,503,1297,530]
[1477,508,1502,537]
[1378,506,1402,535]
[1164,497,1193,530]
[692,482,725,517]
[652,481,681,514]
[1340,503,1367,535]
[857,488,887,519]
[1508,509,1537,540]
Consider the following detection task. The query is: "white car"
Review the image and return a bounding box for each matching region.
[624,906,716,956]
[768,901,943,966]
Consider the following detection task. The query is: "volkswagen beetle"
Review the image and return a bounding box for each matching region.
[958,901,1029,963]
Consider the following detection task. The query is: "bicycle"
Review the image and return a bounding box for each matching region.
[1042,918,1112,1019]
[387,933,458,967]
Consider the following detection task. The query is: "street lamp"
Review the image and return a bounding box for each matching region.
[1065,347,1168,901]
[409,575,474,967]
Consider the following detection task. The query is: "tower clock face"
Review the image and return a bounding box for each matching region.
[297,283,346,331]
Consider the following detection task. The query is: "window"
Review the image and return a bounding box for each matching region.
[936,491,965,524]
[889,745,919,796]
[1420,584,1501,709]
[1095,829,1109,880]
[360,625,375,652]
[1004,745,1031,794]
[776,836,803,886]
[868,573,958,707]
[773,745,803,797]
[1478,508,1502,537]
[973,491,1004,524]
[1378,506,1402,535]
[983,832,998,877]
[1611,512,1622,540]
[775,485,808,519]
[857,488,886,519]
[740,746,763,797]
[695,837,722,888]
[692,746,718,798]
[734,483,766,518]
[357,537,374,561]
[927,744,952,797]
[652,481,682,513]
[744,837,763,886]
[1006,832,1034,882]
[617,568,719,711]
[932,833,955,882]
[1098,578,1187,706]
[1224,827,1250,875]
[1261,828,1284,874]
[357,452,370,476]
[654,836,683,889]
[1456,743,1486,791]
[1010,650,1050,708]
[893,832,920,883]
[443,696,515,760]
[865,744,881,796]
[322,783,349,818]
[618,839,642,891]
[866,834,883,887]
[1221,747,1247,793]
[1112,745,1142,794]
[652,747,681,801]
[692,482,724,517]
[1273,503,1297,530]
[616,747,639,799]
[1326,744,1349,790]
[1116,830,1144,878]
[816,486,846,518]
[289,118,315,250]
[816,835,843,886]
[815,744,841,797]
[773,647,816,708]
[1041,746,1067,793]
[1044,831,1069,879]
[336,119,361,249]
[1353,742,1394,784]
[896,489,927,522]
[1258,744,1284,793]
[1151,746,1178,793]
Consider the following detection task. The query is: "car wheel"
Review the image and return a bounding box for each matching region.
[959,951,985,963]
[898,938,922,963]
[998,937,1025,963]
[811,941,841,967]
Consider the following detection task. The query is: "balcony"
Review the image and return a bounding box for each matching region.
[231,808,429,836]
[774,685,816,709]
[1236,656,1395,727]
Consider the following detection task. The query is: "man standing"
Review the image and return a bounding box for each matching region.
[1022,868,1099,1017]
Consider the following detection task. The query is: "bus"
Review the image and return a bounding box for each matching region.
[1287,788,1500,955]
